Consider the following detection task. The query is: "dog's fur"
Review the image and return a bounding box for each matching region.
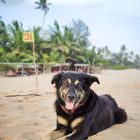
[50,72,127,140]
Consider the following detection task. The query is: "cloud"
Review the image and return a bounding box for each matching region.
[51,0,106,6]
[53,0,91,6]
[26,0,140,17]
[50,0,140,17]
[27,0,109,6]
[5,0,25,5]
[104,0,140,17]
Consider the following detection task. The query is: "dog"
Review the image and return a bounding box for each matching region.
[49,72,127,140]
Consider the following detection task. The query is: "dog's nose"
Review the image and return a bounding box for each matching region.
[67,92,75,101]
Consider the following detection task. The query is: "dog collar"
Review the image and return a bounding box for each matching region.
[60,105,75,114]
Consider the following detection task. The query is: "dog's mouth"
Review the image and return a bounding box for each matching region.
[61,91,86,113]
[64,92,77,110]
[65,101,75,110]
[61,95,86,114]
[65,96,83,110]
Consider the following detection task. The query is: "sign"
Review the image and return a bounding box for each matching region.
[23,32,34,42]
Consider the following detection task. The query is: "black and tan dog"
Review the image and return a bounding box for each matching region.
[49,72,127,140]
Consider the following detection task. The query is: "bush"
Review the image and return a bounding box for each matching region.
[111,64,127,70]
[0,64,18,71]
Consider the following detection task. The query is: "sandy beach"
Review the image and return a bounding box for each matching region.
[0,69,140,140]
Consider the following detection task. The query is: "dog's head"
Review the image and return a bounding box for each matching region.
[51,72,100,111]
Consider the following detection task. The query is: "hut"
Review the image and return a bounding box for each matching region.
[50,63,70,73]
[74,63,90,73]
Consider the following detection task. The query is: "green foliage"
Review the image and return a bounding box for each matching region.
[111,64,126,70]
[35,0,51,29]
[0,64,17,71]
[69,19,90,48]
[0,18,140,70]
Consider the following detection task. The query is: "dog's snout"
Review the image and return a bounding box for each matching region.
[68,95,75,100]
[67,92,75,101]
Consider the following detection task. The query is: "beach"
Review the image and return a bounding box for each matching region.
[0,69,140,140]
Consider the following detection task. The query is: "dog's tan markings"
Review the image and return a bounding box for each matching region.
[46,130,65,140]
[57,131,76,140]
[67,78,71,84]
[59,85,69,99]
[75,80,80,85]
[71,117,84,129]
[59,86,64,98]
[57,116,68,126]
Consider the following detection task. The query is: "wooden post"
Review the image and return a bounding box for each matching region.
[87,66,90,73]
[23,32,38,87]
[32,41,38,87]
[21,64,24,76]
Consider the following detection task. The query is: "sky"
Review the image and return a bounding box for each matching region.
[0,0,140,54]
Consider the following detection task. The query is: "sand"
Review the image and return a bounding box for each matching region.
[0,69,140,140]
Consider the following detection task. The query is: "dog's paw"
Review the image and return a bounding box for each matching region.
[57,137,68,140]
[44,132,52,140]
[44,131,65,140]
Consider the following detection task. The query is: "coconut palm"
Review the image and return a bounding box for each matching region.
[8,20,24,50]
[70,19,90,48]
[47,21,86,63]
[7,20,33,62]
[134,54,140,68]
[35,0,51,30]
[0,0,6,3]
[0,19,10,61]
[8,20,24,56]
[47,21,69,62]
[0,19,7,48]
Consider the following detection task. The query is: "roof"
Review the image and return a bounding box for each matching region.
[74,63,90,66]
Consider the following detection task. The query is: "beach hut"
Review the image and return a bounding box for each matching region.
[74,63,90,73]
[50,63,70,72]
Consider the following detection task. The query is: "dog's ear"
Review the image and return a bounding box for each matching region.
[51,72,63,88]
[84,74,100,87]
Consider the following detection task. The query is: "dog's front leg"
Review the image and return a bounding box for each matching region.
[46,114,69,140]
[45,129,66,140]
[66,128,88,140]
[51,130,65,140]
[64,116,90,140]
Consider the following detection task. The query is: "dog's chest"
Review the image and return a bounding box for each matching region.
[57,115,84,129]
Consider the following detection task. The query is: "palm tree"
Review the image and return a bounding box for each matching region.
[35,0,51,30]
[0,0,6,3]
[7,20,33,62]
[70,19,90,48]
[8,20,24,52]
[47,21,69,62]
[119,45,127,66]
[47,21,85,63]
[0,19,10,61]
[0,19,7,45]
[134,54,140,68]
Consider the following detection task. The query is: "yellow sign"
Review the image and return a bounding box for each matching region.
[23,32,34,42]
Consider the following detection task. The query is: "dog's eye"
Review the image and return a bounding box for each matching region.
[76,83,82,90]
[63,82,69,88]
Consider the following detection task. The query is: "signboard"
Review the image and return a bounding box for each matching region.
[23,32,34,42]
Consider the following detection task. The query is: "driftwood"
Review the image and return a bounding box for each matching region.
[5,94,41,97]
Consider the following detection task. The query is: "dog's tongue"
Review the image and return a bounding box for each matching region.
[66,102,74,110]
